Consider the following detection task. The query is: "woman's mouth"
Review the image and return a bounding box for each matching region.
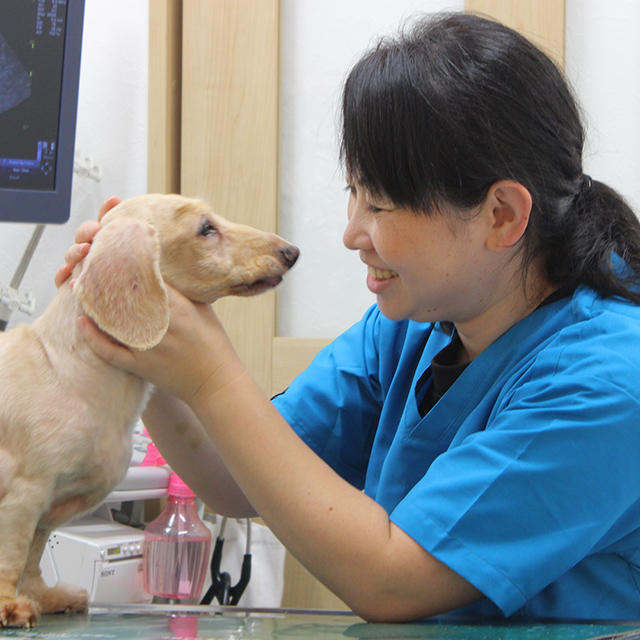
[367,266,399,281]
[366,266,399,294]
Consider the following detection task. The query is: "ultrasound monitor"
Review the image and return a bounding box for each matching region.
[0,0,85,224]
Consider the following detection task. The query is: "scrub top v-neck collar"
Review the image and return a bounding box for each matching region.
[415,283,576,418]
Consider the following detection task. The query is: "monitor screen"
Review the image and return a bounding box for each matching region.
[0,0,84,224]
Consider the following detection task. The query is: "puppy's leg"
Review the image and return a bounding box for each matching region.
[0,475,47,627]
[19,527,89,616]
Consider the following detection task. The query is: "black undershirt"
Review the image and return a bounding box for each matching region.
[416,284,575,418]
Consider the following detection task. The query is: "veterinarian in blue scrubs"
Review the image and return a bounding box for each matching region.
[64,12,640,622]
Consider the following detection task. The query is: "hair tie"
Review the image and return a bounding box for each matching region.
[568,174,593,212]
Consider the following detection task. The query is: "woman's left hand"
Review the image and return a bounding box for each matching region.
[77,286,244,405]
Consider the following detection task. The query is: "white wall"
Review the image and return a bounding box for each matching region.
[0,0,148,330]
[1,0,638,342]
[565,1,640,213]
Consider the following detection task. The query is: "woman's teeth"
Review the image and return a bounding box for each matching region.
[368,266,399,280]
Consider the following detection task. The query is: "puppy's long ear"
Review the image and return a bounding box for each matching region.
[74,218,169,350]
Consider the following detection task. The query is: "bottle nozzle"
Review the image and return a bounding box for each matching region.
[168,473,196,498]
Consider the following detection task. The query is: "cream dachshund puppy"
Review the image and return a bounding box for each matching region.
[0,194,299,627]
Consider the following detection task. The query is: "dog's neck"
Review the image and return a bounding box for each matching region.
[33,280,138,378]
[31,279,151,418]
[34,281,91,353]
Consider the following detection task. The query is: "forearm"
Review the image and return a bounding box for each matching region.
[142,389,257,518]
[189,369,482,621]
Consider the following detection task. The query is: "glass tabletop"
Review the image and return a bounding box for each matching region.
[3,604,640,640]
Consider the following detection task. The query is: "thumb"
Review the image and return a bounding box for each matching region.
[77,316,137,371]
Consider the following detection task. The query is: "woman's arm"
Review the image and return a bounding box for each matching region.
[78,289,483,622]
[142,389,257,518]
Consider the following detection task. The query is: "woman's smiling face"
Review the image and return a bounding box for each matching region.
[342,180,500,326]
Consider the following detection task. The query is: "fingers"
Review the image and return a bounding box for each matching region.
[54,242,91,288]
[77,316,136,371]
[55,196,119,289]
[74,220,101,244]
[74,196,119,244]
[98,195,121,221]
[54,264,73,289]
[65,242,91,266]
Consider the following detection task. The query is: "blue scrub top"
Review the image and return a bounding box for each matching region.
[272,285,640,619]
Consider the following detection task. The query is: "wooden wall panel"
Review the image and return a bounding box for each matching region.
[282,553,350,611]
[148,0,182,194]
[180,0,280,393]
[465,0,565,66]
[271,337,332,396]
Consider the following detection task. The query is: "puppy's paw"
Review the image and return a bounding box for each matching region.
[31,582,89,615]
[0,595,41,628]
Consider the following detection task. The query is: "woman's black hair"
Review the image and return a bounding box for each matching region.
[340,11,640,303]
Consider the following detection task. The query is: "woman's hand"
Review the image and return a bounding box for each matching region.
[77,286,245,406]
[54,195,121,287]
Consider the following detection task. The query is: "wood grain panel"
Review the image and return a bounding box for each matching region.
[281,553,350,611]
[271,337,332,396]
[466,0,565,66]
[148,0,182,194]
[180,0,280,393]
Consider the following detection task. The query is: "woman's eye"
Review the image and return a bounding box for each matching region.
[198,220,218,237]
[345,184,386,213]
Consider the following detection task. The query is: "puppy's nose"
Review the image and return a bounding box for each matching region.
[280,245,300,269]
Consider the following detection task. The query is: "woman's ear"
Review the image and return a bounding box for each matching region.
[483,180,532,251]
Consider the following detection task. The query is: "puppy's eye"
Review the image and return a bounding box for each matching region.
[198,220,218,237]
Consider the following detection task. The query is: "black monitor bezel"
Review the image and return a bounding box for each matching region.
[0,0,85,225]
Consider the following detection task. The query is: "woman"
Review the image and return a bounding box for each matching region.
[61,12,640,621]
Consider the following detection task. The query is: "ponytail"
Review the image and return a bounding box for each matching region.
[539,178,640,304]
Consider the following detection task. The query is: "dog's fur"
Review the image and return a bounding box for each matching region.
[0,194,298,627]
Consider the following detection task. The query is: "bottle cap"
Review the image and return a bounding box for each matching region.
[168,473,195,498]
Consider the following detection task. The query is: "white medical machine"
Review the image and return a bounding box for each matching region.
[40,516,149,604]
[40,464,172,604]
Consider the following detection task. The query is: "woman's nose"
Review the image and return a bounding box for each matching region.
[343,201,371,252]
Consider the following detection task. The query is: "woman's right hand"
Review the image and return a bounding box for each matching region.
[54,195,121,288]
